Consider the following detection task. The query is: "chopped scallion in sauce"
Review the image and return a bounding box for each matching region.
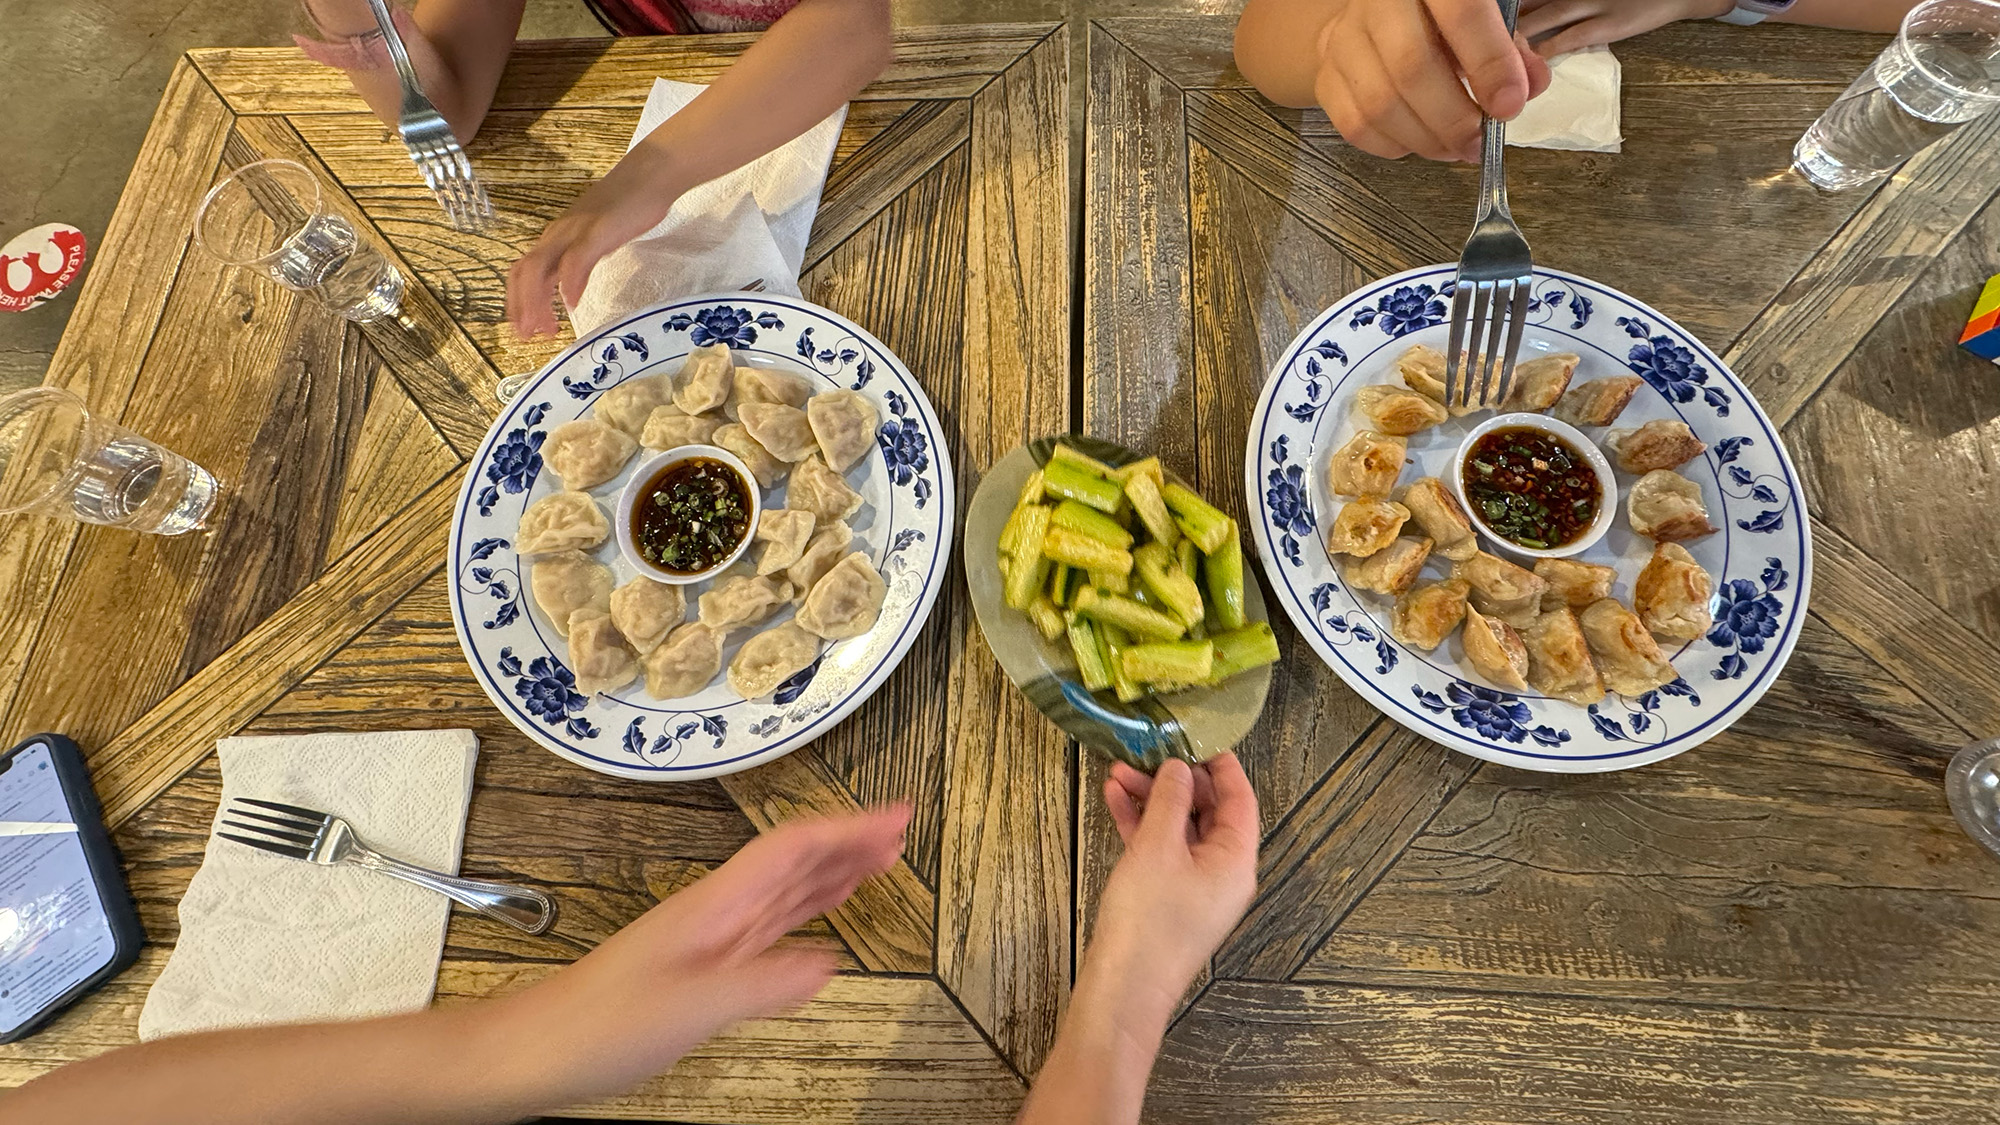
[1461,427,1599,550]
[632,457,751,574]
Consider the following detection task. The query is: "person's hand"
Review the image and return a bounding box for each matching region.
[1519,0,1733,57]
[1313,0,1554,162]
[506,148,682,338]
[1091,754,1260,1010]
[497,805,910,1102]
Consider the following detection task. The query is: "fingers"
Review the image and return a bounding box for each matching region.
[506,246,562,339]
[1315,62,1410,160]
[1520,37,1553,98]
[1517,0,1603,41]
[1345,20,1463,162]
[1135,758,1197,851]
[1105,772,1143,844]
[1425,0,1533,118]
[687,806,911,957]
[1532,16,1622,58]
[1198,753,1261,855]
[706,944,840,1025]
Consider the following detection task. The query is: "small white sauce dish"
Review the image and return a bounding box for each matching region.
[1450,412,1616,561]
[616,444,763,584]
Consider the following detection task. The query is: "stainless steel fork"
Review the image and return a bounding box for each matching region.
[1443,0,1535,414]
[219,796,556,935]
[366,0,492,233]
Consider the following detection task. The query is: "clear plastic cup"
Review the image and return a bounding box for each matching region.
[1793,0,2000,190]
[0,388,218,535]
[194,158,404,322]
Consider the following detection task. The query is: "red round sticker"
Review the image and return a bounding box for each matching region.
[0,224,88,313]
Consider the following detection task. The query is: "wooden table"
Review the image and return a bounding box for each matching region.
[1084,17,2000,1121]
[4,15,2000,1122]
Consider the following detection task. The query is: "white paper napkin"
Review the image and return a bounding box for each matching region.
[138,730,479,1041]
[1509,46,1622,153]
[569,78,848,337]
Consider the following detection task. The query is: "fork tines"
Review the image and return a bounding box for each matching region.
[1443,277,1531,413]
[217,796,331,860]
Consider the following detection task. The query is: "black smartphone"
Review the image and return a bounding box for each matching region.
[0,734,144,1043]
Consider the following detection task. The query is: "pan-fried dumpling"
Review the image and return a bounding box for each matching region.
[1534,557,1617,611]
[566,610,638,695]
[595,374,674,439]
[786,520,854,596]
[1499,353,1580,412]
[697,574,793,634]
[739,402,819,463]
[644,623,721,699]
[517,491,608,555]
[807,390,880,471]
[755,508,817,575]
[1452,550,1548,628]
[1578,598,1678,697]
[1628,470,1717,542]
[1395,344,1447,401]
[1552,376,1643,427]
[1605,418,1706,473]
[713,423,788,488]
[729,621,822,698]
[1327,498,1410,557]
[543,419,636,491]
[609,575,686,655]
[795,552,887,639]
[1341,535,1432,596]
[1463,605,1530,691]
[641,405,720,451]
[674,342,734,414]
[729,367,814,420]
[1634,542,1713,642]
[1354,385,1447,436]
[1389,578,1468,651]
[788,454,863,523]
[1394,477,1476,561]
[1523,607,1605,706]
[1328,430,1407,498]
[530,550,613,637]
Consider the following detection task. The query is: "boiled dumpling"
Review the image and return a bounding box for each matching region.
[739,402,819,463]
[1634,541,1713,642]
[755,508,817,575]
[713,423,788,488]
[1462,605,1530,691]
[641,405,720,451]
[644,623,721,699]
[517,491,608,555]
[1393,477,1476,562]
[795,552,887,639]
[567,610,638,695]
[595,374,674,440]
[543,419,637,491]
[697,574,794,634]
[1578,598,1678,697]
[1389,578,1468,651]
[1452,551,1548,629]
[786,521,853,597]
[1628,470,1717,542]
[530,550,613,637]
[1327,430,1406,498]
[1523,607,1605,706]
[1605,418,1706,474]
[1327,498,1410,557]
[1533,557,1617,611]
[609,575,686,655]
[807,390,880,471]
[728,621,822,698]
[787,454,863,523]
[674,343,734,414]
[729,367,813,420]
[1354,385,1447,435]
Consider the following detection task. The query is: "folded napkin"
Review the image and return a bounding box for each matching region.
[569,78,848,337]
[138,730,479,1041]
[1510,46,1622,153]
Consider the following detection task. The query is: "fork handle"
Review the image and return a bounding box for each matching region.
[357,850,558,935]
[363,0,425,99]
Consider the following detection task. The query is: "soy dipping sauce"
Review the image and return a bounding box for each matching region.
[1461,427,1600,550]
[632,457,752,574]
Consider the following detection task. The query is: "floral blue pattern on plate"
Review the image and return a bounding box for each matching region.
[1244,265,1812,773]
[449,294,953,781]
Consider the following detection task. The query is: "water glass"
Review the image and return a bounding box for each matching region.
[1793,0,2000,190]
[0,388,219,536]
[193,158,405,322]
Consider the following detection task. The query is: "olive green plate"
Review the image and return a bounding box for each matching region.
[965,436,1273,772]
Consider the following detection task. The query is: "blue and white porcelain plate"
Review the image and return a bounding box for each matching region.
[1245,265,1812,773]
[448,294,953,781]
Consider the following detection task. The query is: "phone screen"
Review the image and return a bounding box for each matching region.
[0,741,115,1036]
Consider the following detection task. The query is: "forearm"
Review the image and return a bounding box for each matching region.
[0,996,561,1125]
[1233,0,1342,108]
[1017,938,1180,1125]
[616,0,893,201]
[1773,0,1920,31]
[305,0,525,141]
